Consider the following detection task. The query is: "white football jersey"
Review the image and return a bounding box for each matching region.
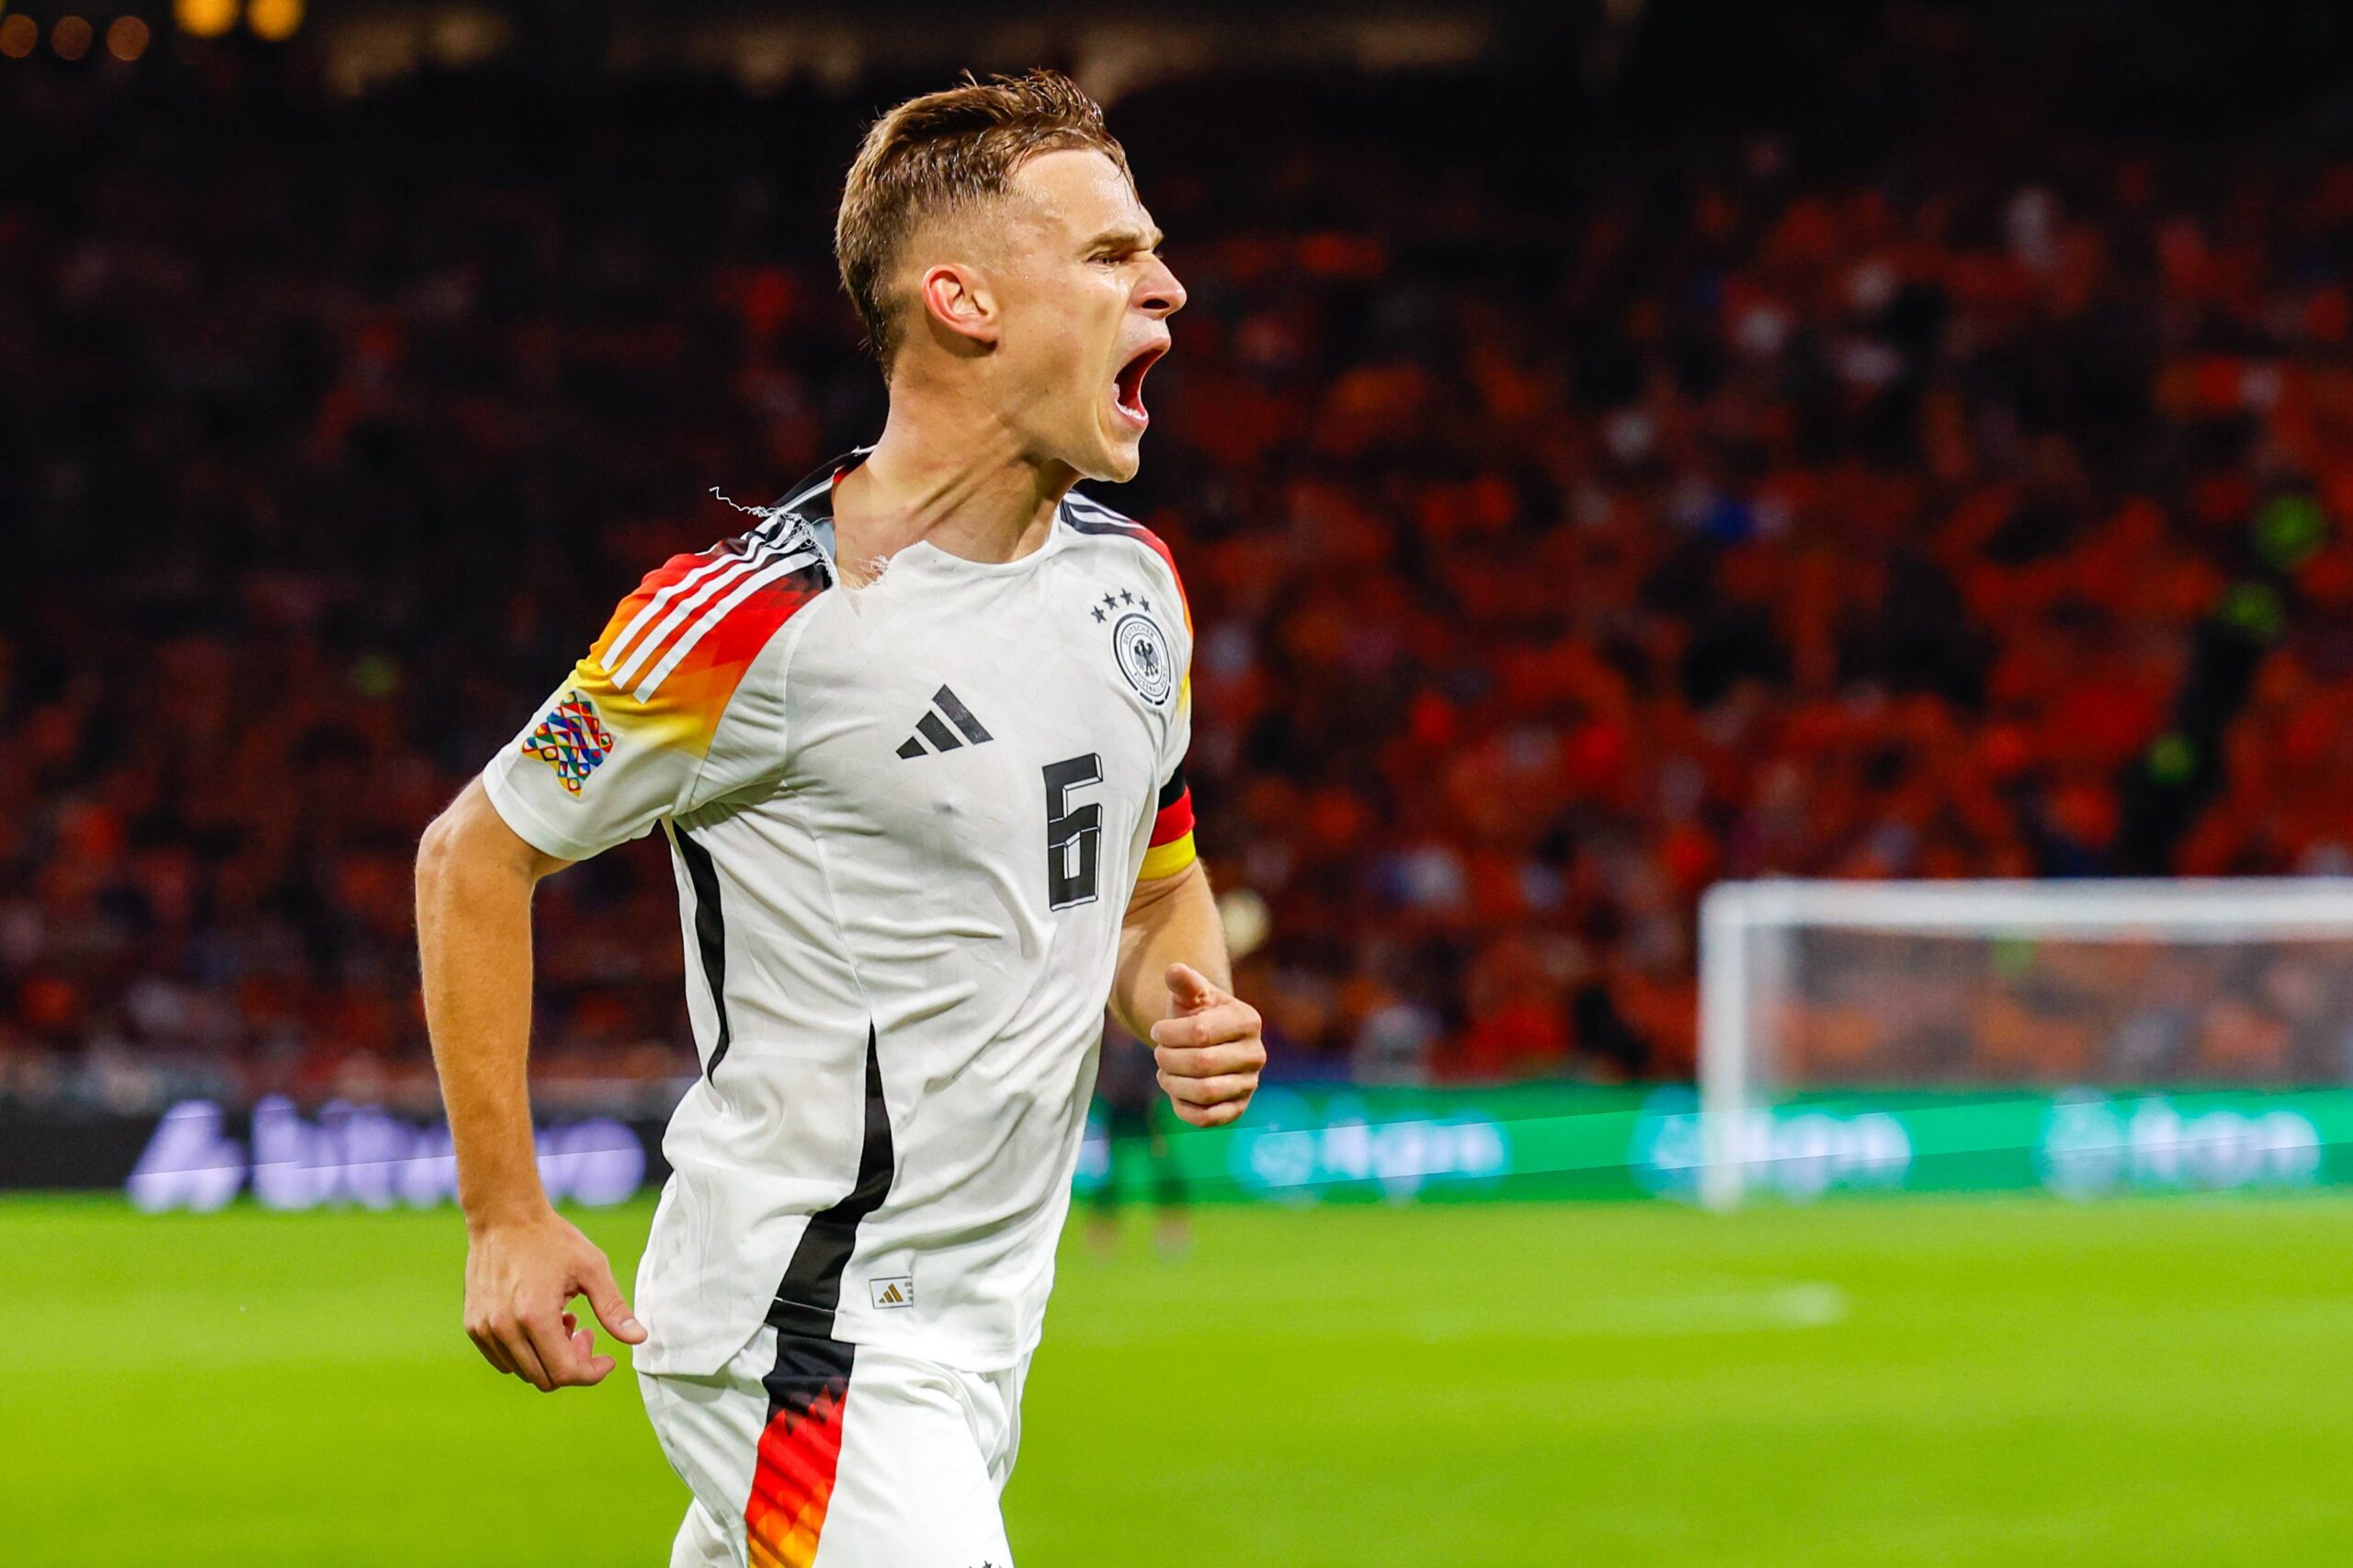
[482,452,1198,1376]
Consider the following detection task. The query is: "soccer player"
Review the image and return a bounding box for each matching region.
[415,71,1265,1567]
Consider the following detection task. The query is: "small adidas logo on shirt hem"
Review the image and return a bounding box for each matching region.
[870,1276,915,1309]
[897,687,993,758]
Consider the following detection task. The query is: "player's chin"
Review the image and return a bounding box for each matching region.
[1081,411,1146,482]
[1086,432,1144,483]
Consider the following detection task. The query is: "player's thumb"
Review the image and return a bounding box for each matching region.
[583,1254,647,1345]
[1165,961,1219,1011]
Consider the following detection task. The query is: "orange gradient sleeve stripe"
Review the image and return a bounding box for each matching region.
[745,1380,850,1568]
[1131,527,1189,631]
[1134,526,1193,713]
[575,541,823,760]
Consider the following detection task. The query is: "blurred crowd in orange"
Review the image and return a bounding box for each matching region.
[8,23,2353,1108]
[1775,931,2353,1085]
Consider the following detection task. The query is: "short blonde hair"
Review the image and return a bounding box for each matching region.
[835,69,1131,372]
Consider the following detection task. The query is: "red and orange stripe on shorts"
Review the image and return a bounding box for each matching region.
[745,1338,856,1567]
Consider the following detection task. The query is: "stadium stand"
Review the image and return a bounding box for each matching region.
[8,6,2353,1109]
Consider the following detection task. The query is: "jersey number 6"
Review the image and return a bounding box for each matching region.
[1043,754,1104,909]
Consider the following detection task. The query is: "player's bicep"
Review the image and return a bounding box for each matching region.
[430,776,574,882]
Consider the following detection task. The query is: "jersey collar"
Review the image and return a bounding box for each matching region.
[775,446,1093,575]
[772,446,875,569]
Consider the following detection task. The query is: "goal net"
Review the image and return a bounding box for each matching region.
[1696,879,2353,1209]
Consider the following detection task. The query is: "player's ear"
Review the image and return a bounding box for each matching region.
[917,262,999,352]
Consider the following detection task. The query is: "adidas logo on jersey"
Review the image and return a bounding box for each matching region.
[870,1275,915,1310]
[895,686,994,759]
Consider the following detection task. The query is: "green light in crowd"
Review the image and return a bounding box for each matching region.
[2148,733,2197,785]
[2220,581,2285,642]
[2255,494,2326,572]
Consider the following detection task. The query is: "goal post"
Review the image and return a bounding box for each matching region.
[1697,878,2353,1210]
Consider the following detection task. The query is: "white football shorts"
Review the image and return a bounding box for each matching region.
[639,1325,1029,1568]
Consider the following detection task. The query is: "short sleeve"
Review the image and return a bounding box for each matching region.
[1139,552,1197,882]
[482,524,827,862]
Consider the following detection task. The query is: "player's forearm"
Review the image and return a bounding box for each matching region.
[1111,860,1228,1039]
[416,785,560,1230]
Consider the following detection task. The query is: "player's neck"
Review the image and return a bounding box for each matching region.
[831,392,1073,581]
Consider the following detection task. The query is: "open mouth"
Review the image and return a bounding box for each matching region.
[1111,342,1165,428]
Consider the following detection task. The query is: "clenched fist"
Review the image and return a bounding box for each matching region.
[1147,961,1267,1128]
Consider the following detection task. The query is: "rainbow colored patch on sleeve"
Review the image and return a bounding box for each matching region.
[520,689,616,794]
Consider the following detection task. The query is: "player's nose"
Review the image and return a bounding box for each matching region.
[1137,256,1187,319]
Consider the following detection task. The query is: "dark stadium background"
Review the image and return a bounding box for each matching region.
[13,0,2353,1119]
[17,5,2353,1566]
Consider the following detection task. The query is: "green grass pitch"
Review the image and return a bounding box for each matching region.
[9,1191,2353,1564]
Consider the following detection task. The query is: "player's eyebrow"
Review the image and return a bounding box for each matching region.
[1083,224,1164,256]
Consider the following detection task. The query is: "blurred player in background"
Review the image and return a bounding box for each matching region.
[1086,881,1275,1256]
[1086,1020,1191,1258]
[416,70,1264,1567]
